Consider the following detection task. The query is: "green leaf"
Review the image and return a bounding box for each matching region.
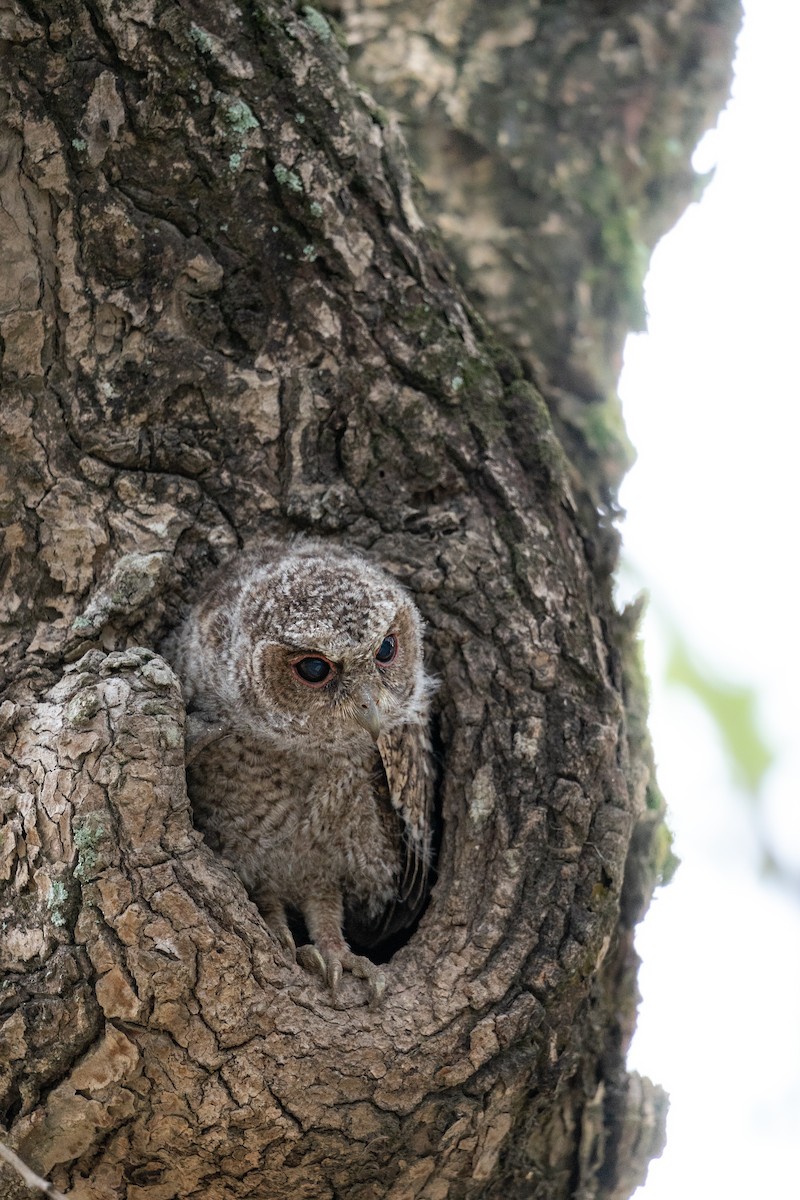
[665,634,775,798]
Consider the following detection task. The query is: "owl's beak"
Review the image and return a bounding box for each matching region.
[354,690,381,741]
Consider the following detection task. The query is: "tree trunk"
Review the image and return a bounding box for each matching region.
[0,2,738,1198]
[337,0,741,511]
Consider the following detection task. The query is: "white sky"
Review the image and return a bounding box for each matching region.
[619,1,800,1196]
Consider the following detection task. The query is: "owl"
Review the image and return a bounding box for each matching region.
[167,539,434,1004]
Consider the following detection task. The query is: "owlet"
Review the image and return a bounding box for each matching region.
[168,540,434,1003]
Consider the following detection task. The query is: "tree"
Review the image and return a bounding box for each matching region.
[0,2,739,1196]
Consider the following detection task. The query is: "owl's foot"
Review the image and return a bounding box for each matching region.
[258,895,386,1006]
[297,939,386,1008]
[256,898,298,966]
[271,922,297,964]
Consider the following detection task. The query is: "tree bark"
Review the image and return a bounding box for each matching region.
[337,0,742,510]
[0,2,738,1198]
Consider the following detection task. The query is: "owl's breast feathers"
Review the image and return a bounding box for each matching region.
[184,717,433,949]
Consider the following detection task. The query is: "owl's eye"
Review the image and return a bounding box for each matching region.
[293,656,333,685]
[375,635,397,665]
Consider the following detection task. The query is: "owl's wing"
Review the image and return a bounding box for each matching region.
[368,719,435,944]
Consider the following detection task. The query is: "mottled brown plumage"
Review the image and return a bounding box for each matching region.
[167,540,434,1003]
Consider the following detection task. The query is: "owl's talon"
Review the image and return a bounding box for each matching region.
[296,943,327,981]
[296,935,386,1006]
[326,957,343,997]
[368,970,386,1008]
[265,921,296,965]
[278,928,296,956]
[349,955,386,1007]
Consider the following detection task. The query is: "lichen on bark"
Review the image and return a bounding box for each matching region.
[338,0,741,511]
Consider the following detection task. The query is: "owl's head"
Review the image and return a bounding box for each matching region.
[185,542,430,754]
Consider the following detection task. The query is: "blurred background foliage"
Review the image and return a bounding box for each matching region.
[665,630,775,798]
[627,575,787,884]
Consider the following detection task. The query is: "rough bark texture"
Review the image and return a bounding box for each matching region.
[0,2,738,1198]
[337,0,740,512]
